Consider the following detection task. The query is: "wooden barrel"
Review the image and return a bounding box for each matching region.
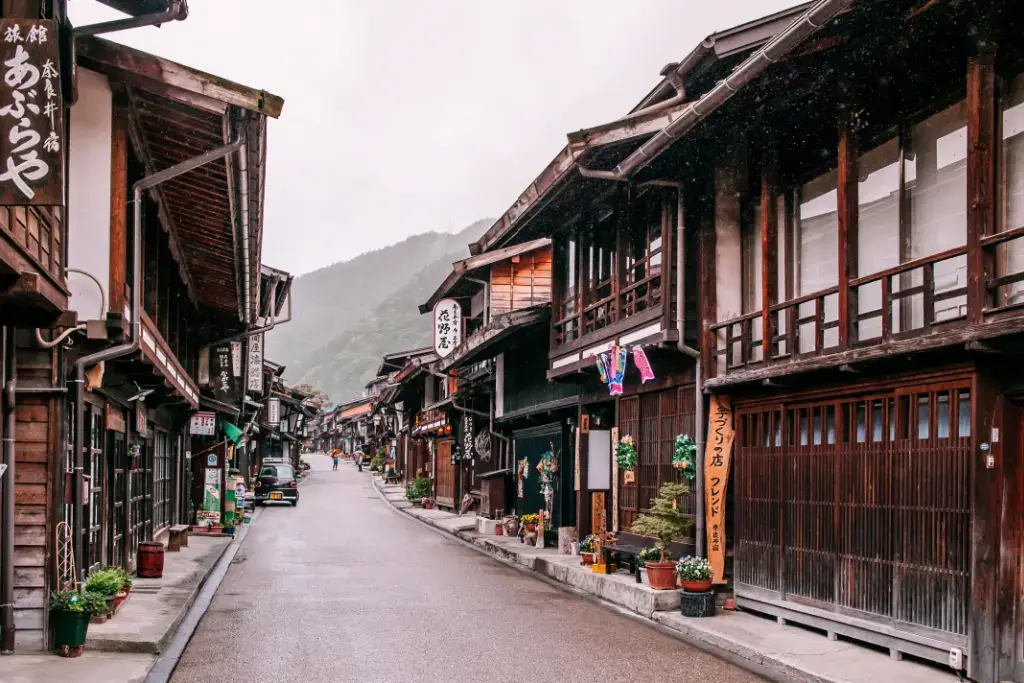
[137,542,165,578]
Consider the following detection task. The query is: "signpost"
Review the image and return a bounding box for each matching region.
[432,298,462,358]
[267,397,280,427]
[0,20,64,206]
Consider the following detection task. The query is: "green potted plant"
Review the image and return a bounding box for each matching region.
[50,589,107,655]
[578,534,599,565]
[630,482,693,590]
[84,567,126,618]
[676,556,714,593]
[637,546,661,568]
[520,513,540,532]
[406,477,431,504]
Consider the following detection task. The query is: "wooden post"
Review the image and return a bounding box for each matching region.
[837,107,858,349]
[575,409,590,538]
[761,159,778,361]
[109,109,129,319]
[699,180,716,381]
[966,43,997,324]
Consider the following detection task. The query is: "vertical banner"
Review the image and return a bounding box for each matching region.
[200,467,221,524]
[247,333,264,393]
[0,20,64,206]
[574,427,581,491]
[211,344,241,405]
[610,426,619,532]
[704,394,735,584]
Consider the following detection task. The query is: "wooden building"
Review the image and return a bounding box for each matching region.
[0,10,284,651]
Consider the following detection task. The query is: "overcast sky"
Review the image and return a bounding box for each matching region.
[69,0,795,276]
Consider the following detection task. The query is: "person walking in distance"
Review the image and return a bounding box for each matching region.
[331,449,340,471]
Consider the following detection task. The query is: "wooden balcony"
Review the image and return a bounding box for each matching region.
[706,245,1024,389]
[0,206,69,325]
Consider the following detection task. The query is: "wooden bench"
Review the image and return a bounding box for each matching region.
[167,524,189,552]
[601,544,645,583]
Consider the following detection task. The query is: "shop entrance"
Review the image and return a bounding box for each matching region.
[734,374,972,662]
[435,439,456,508]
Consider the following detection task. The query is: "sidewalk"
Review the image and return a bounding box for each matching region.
[373,477,958,683]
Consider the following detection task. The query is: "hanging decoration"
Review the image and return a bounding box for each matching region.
[593,345,628,395]
[632,346,655,383]
[536,445,560,520]
[516,456,530,499]
[615,434,637,473]
[673,434,698,480]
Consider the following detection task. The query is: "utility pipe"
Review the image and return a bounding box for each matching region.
[71,136,244,585]
[1,328,16,654]
[75,0,188,36]
[35,267,106,349]
[579,0,853,181]
[237,138,252,325]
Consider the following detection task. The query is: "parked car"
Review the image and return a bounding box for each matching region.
[254,463,299,507]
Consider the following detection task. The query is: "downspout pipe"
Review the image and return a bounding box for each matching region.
[578,0,853,181]
[75,0,188,36]
[237,137,252,325]
[2,327,16,654]
[71,136,244,586]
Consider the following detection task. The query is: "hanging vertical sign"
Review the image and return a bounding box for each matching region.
[135,400,148,437]
[211,344,240,404]
[267,397,280,427]
[0,20,64,206]
[704,394,735,584]
[230,341,242,378]
[247,333,264,393]
[462,413,475,460]
[432,298,461,358]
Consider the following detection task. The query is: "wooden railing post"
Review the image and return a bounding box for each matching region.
[837,107,859,348]
[762,160,778,361]
[966,41,997,323]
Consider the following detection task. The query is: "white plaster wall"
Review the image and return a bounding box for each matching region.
[67,68,113,322]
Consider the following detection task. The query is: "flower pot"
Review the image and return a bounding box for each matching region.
[525,524,537,533]
[52,609,90,651]
[104,595,117,616]
[111,591,128,613]
[90,613,107,625]
[645,561,678,590]
[680,579,713,593]
[580,552,596,565]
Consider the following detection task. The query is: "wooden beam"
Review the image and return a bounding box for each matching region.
[970,361,1000,683]
[567,99,695,150]
[837,108,858,350]
[77,37,284,118]
[699,180,716,381]
[966,43,997,324]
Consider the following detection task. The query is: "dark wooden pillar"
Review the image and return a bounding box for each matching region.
[575,405,590,538]
[761,160,778,361]
[109,109,129,319]
[966,42,996,324]
[699,185,716,382]
[837,108,858,349]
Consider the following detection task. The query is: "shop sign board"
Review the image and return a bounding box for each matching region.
[267,397,280,426]
[247,333,264,393]
[432,298,461,358]
[190,411,216,436]
[198,467,221,524]
[0,20,64,206]
[704,394,734,584]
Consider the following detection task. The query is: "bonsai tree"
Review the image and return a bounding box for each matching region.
[630,482,693,563]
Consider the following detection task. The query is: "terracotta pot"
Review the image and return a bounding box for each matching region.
[646,561,679,590]
[111,591,128,613]
[680,579,714,593]
[525,524,537,532]
[580,552,596,565]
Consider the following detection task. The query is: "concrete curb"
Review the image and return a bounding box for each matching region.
[140,506,265,683]
[368,475,803,683]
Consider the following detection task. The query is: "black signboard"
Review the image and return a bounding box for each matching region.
[211,343,240,405]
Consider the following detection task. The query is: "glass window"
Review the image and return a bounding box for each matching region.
[715,150,745,323]
[795,168,839,296]
[998,72,1024,305]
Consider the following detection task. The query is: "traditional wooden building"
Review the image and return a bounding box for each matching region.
[0,10,284,651]
[532,0,1024,679]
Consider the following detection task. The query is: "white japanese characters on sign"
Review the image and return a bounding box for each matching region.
[432,298,461,359]
[247,333,264,393]
[190,411,216,436]
[267,397,281,427]
[0,20,63,206]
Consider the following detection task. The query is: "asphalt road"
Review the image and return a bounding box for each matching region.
[170,456,764,683]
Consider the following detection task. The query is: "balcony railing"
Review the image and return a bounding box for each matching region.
[709,246,979,378]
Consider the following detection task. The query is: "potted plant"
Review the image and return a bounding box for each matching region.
[521,513,540,532]
[84,567,126,618]
[630,482,693,590]
[616,435,637,483]
[637,546,661,569]
[406,477,430,504]
[578,534,599,565]
[50,589,107,656]
[116,567,133,596]
[422,497,434,510]
[676,556,714,593]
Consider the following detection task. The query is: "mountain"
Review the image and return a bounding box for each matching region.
[267,219,492,401]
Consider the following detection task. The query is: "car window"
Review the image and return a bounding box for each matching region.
[260,465,294,479]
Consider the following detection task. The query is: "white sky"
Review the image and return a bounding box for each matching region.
[69,0,797,276]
